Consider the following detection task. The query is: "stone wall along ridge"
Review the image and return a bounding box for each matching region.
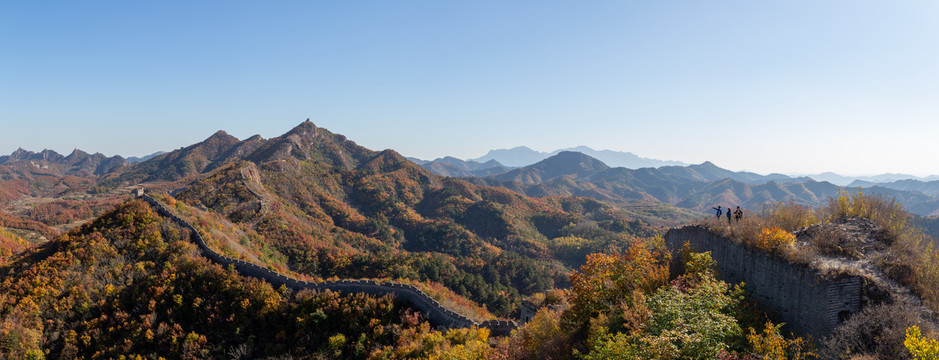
[136,191,516,335]
[665,225,862,339]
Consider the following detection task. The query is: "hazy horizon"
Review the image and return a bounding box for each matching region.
[3,1,938,177]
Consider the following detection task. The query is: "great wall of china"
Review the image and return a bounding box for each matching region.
[665,225,863,338]
[143,188,924,339]
[137,191,518,336]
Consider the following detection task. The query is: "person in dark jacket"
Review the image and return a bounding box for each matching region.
[734,206,743,223]
[726,206,732,224]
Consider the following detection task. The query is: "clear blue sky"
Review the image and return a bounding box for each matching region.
[2,1,938,176]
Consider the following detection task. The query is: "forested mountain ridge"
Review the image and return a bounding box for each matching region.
[0,148,128,177]
[851,179,939,198]
[166,121,662,316]
[0,199,483,358]
[478,154,799,188]
[0,148,127,202]
[103,130,261,184]
[0,121,672,357]
[488,151,610,184]
[467,151,939,216]
[101,120,376,186]
[409,157,513,178]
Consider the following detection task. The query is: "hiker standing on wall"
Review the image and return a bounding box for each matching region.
[734,206,743,223]
[712,205,722,221]
[726,206,732,224]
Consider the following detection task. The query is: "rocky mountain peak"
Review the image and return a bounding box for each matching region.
[206,130,237,142]
[5,148,33,162]
[285,119,319,138]
[541,151,610,171]
[697,161,719,169]
[38,149,62,161]
[66,148,90,159]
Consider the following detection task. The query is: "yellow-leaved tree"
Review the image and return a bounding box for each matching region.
[906,326,939,360]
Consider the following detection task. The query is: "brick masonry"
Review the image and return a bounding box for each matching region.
[665,225,862,338]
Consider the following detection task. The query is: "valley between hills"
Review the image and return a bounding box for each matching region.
[1,120,938,359]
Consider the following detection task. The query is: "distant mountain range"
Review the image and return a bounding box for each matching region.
[456,151,939,216]
[0,148,129,202]
[405,146,939,216]
[4,138,939,218]
[467,146,687,168]
[126,151,166,164]
[848,179,939,197]
[0,148,128,177]
[407,156,513,178]
[0,147,169,182]
[409,145,686,178]
[414,146,939,188]
[803,172,939,186]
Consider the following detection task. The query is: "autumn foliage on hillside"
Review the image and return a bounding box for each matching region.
[700,192,939,359]
[705,192,939,313]
[489,241,815,360]
[0,200,498,359]
[0,179,30,203]
[175,150,657,317]
[0,228,29,265]
[4,122,805,358]
[18,198,123,228]
[0,210,58,241]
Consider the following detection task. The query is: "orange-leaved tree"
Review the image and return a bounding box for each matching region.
[567,237,670,324]
[753,226,796,253]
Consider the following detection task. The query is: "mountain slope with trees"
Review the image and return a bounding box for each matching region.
[468,152,939,216]
[100,121,662,317]
[409,157,513,178]
[0,199,495,359]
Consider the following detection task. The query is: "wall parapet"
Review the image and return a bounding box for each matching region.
[665,225,862,338]
[137,192,517,335]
